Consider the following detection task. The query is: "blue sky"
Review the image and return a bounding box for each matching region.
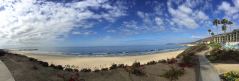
[0,0,239,47]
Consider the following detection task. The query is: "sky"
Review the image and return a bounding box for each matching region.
[0,0,239,47]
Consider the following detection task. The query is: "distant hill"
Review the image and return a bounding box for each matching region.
[165,43,177,45]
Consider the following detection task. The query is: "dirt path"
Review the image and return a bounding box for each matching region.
[0,60,15,81]
[196,50,220,81]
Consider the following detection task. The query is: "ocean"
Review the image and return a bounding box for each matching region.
[13,45,187,56]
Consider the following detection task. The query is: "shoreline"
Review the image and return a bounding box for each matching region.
[8,47,186,57]
[10,49,184,70]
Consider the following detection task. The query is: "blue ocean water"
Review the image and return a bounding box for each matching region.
[16,45,186,56]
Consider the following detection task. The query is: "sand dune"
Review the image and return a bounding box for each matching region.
[11,50,183,69]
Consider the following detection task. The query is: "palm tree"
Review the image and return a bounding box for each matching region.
[222,24,227,42]
[220,18,233,42]
[213,19,220,34]
[221,19,229,25]
[228,21,233,31]
[211,32,215,36]
[222,24,227,33]
[208,29,212,36]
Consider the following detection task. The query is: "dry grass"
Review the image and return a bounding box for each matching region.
[177,44,208,58]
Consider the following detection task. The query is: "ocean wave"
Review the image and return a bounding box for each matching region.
[12,45,187,56]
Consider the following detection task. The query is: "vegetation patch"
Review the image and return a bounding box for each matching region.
[93,69,100,72]
[161,66,185,81]
[117,64,126,68]
[208,42,222,49]
[146,60,157,65]
[220,71,239,81]
[109,64,117,70]
[57,72,85,81]
[177,44,208,58]
[80,68,91,72]
[0,49,7,56]
[101,68,109,71]
[206,49,239,63]
[125,62,145,76]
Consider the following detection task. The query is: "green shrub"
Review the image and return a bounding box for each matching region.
[50,64,63,70]
[38,61,49,67]
[161,67,185,81]
[177,44,208,58]
[73,69,79,72]
[209,42,222,49]
[132,62,141,68]
[64,65,79,70]
[57,73,85,81]
[118,64,125,68]
[29,57,38,62]
[50,64,56,68]
[221,71,239,81]
[124,62,145,76]
[131,68,145,76]
[80,68,91,72]
[65,68,73,72]
[125,66,145,76]
[94,69,100,72]
[109,64,117,70]
[147,61,157,65]
[56,65,64,70]
[101,68,108,71]
[178,53,197,68]
[182,53,195,64]
[167,58,177,64]
[207,49,239,62]
[159,59,167,63]
[0,49,7,56]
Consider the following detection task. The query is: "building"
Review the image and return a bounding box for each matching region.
[195,37,213,44]
[213,29,239,43]
[197,29,239,44]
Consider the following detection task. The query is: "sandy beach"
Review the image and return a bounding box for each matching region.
[11,50,183,69]
[213,63,239,73]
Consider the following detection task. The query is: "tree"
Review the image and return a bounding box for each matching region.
[228,21,233,31]
[222,24,227,33]
[213,19,220,34]
[222,24,227,42]
[220,18,232,42]
[221,19,229,25]
[211,32,215,36]
[211,18,234,43]
[208,29,212,36]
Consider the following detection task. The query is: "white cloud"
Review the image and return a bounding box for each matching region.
[191,35,207,39]
[0,0,126,47]
[167,3,209,29]
[119,15,165,35]
[120,20,140,35]
[155,17,163,26]
[72,31,96,35]
[169,0,212,11]
[168,5,198,29]
[178,5,192,14]
[196,11,209,20]
[218,0,239,20]
[216,0,239,32]
[135,11,165,32]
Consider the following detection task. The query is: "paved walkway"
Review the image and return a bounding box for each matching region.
[0,60,15,81]
[196,51,221,81]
